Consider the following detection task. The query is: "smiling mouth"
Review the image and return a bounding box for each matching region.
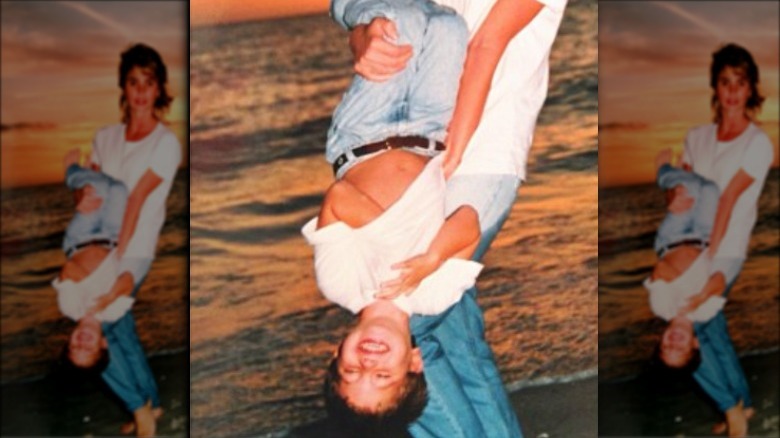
[359,339,389,354]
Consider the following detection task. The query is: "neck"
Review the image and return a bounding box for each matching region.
[127,113,157,131]
[718,111,749,136]
[359,299,409,326]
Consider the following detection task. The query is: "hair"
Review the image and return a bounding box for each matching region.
[60,341,110,376]
[710,43,764,123]
[118,43,173,123]
[323,357,427,437]
[651,341,702,375]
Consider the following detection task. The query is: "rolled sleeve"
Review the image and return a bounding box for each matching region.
[150,133,181,182]
[331,0,393,29]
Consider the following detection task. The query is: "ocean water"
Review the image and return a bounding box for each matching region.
[598,169,780,381]
[190,1,597,436]
[0,171,189,383]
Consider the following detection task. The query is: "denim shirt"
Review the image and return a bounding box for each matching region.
[654,164,720,253]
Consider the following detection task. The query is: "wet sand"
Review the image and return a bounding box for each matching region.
[291,375,598,438]
[600,350,779,437]
[0,351,188,437]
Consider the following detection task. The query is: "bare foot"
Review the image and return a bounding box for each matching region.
[713,406,754,435]
[655,148,673,173]
[725,401,747,438]
[122,407,163,435]
[63,148,82,170]
[133,402,157,437]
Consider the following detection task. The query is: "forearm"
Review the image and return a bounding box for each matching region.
[446,45,499,160]
[708,192,738,255]
[446,0,544,159]
[698,272,726,301]
[116,192,144,255]
[427,207,480,263]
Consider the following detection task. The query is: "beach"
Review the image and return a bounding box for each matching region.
[189,0,598,435]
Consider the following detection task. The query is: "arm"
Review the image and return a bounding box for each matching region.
[115,169,163,258]
[377,206,480,298]
[707,169,754,257]
[86,271,135,317]
[443,0,544,178]
[677,271,726,316]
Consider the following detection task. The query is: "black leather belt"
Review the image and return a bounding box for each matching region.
[657,239,708,258]
[66,239,117,258]
[332,136,445,176]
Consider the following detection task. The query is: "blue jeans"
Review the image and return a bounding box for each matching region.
[654,164,719,254]
[63,164,127,254]
[101,258,160,412]
[693,264,752,413]
[410,174,522,437]
[326,0,467,178]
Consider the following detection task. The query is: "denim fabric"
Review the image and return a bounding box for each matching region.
[654,164,719,254]
[101,258,160,412]
[693,265,752,412]
[326,0,467,178]
[63,164,128,254]
[410,174,522,437]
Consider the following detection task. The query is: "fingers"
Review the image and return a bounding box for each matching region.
[378,18,399,42]
[355,41,412,81]
[374,288,403,300]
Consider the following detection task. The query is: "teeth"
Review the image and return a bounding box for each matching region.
[360,341,388,353]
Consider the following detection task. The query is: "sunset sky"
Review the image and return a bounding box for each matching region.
[1,1,187,188]
[190,0,329,27]
[599,1,779,187]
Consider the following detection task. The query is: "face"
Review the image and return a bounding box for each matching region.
[68,318,106,368]
[123,66,160,116]
[336,318,423,412]
[715,66,751,114]
[660,318,699,368]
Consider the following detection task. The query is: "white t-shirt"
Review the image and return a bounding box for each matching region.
[682,122,774,259]
[434,0,567,179]
[53,250,134,323]
[302,155,483,315]
[644,252,725,323]
[91,122,182,259]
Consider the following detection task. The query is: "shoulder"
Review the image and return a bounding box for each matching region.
[155,124,181,147]
[152,124,182,161]
[746,124,775,160]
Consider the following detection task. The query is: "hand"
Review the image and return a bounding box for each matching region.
[375,252,443,300]
[654,148,672,172]
[75,185,103,213]
[442,149,461,180]
[63,148,82,170]
[667,185,694,214]
[350,18,412,82]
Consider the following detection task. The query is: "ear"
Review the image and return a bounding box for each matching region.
[100,337,109,350]
[409,347,423,373]
[692,337,700,350]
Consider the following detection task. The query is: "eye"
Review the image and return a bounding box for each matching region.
[343,368,358,375]
[376,373,391,379]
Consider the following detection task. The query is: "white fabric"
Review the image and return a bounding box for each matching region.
[644,252,725,323]
[91,122,182,258]
[682,122,774,259]
[433,0,566,179]
[53,250,134,323]
[302,155,483,315]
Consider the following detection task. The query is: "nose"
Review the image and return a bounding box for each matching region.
[359,355,377,368]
